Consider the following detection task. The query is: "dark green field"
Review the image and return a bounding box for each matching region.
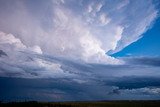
[1,101,160,107]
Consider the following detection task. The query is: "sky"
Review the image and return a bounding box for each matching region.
[112,16,160,57]
[0,0,160,101]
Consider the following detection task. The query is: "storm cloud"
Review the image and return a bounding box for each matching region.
[0,0,160,101]
[0,0,158,63]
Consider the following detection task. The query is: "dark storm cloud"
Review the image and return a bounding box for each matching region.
[123,57,160,67]
[1,54,160,101]
[0,50,160,79]
[1,76,160,101]
[0,50,7,57]
[103,76,160,89]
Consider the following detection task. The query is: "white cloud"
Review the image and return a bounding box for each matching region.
[0,31,26,50]
[0,0,158,64]
[99,13,111,26]
[28,45,43,54]
[95,3,103,12]
[86,1,104,13]
[87,2,93,13]
[0,31,43,55]
[111,0,158,53]
[116,0,129,10]
[121,87,160,95]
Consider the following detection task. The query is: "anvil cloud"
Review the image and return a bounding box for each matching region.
[0,0,158,64]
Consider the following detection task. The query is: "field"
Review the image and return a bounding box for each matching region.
[1,101,160,107]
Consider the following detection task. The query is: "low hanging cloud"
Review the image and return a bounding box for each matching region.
[0,0,158,64]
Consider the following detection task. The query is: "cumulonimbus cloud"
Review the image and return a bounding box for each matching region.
[0,0,158,64]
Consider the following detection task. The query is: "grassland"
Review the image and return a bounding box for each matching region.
[0,101,160,107]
